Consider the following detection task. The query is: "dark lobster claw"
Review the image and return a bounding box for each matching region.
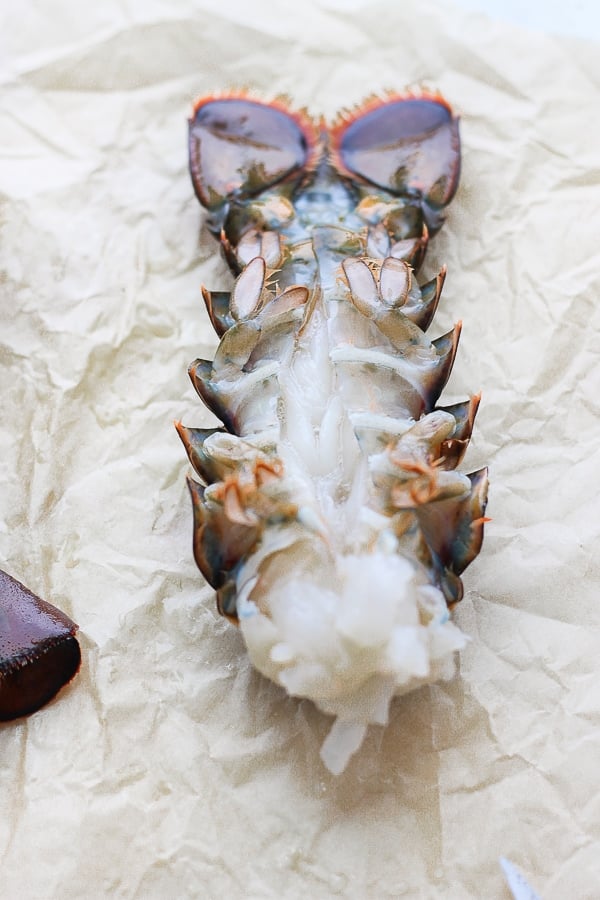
[189,96,318,209]
[331,94,460,218]
[0,569,81,721]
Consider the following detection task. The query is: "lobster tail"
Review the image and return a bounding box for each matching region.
[181,93,487,773]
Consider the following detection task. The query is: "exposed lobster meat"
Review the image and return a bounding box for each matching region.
[180,92,488,772]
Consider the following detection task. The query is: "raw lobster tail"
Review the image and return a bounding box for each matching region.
[181,93,488,773]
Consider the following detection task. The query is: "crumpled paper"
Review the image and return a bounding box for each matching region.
[1,0,599,897]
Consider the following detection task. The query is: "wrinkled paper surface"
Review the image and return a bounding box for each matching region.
[1,1,599,897]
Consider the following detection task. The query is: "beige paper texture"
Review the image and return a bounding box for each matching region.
[1,1,599,897]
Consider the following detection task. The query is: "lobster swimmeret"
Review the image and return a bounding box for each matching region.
[179,92,488,773]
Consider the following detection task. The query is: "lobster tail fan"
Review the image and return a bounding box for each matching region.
[189,97,318,209]
[331,95,460,229]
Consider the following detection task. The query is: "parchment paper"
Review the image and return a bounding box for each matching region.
[1,1,599,897]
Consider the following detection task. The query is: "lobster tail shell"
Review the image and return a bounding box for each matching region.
[182,93,488,773]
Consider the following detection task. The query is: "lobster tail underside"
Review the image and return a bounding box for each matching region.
[181,93,488,773]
